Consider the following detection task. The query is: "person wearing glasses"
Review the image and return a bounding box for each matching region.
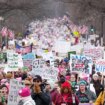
[31,75,51,105]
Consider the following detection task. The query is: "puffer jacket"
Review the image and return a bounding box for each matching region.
[18,96,35,105]
[95,91,105,105]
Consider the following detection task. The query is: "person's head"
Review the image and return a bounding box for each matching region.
[59,75,65,84]
[6,72,12,80]
[0,84,9,99]
[24,79,32,88]
[79,80,87,91]
[33,75,42,85]
[92,74,99,81]
[70,74,76,82]
[18,87,31,99]
[61,81,71,94]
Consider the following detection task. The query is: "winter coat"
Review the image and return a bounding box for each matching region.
[18,96,35,105]
[55,93,79,105]
[76,89,96,103]
[50,88,59,104]
[95,91,105,105]
[31,92,51,105]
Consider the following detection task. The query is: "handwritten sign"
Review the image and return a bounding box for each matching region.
[32,67,58,82]
[7,53,19,71]
[95,59,105,73]
[32,59,45,70]
[70,55,93,74]
[83,47,104,61]
[8,79,24,105]
[23,59,32,69]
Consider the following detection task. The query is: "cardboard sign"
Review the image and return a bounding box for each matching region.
[8,79,24,105]
[83,47,104,61]
[95,59,105,73]
[7,53,19,71]
[70,55,93,74]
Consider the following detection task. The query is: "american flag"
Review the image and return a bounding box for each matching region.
[1,27,8,37]
[15,43,32,55]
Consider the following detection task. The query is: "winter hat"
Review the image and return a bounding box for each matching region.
[92,74,99,78]
[19,87,31,97]
[33,75,42,82]
[79,80,87,85]
[61,81,71,89]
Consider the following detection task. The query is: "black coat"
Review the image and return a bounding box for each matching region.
[31,92,51,105]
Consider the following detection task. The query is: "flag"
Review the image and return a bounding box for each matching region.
[8,29,14,39]
[15,43,32,54]
[1,27,8,37]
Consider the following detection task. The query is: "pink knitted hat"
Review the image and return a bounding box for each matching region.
[18,87,31,97]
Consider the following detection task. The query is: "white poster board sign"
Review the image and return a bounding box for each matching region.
[70,54,93,74]
[7,53,19,71]
[8,79,24,105]
[95,59,105,73]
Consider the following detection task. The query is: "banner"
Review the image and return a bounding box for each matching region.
[15,43,32,55]
[7,53,19,71]
[95,59,105,73]
[70,55,93,74]
[8,79,24,105]
[83,47,104,61]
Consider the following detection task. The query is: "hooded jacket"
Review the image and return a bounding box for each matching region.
[18,96,35,105]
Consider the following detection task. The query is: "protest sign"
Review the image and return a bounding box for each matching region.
[70,54,93,74]
[32,59,45,70]
[23,59,32,69]
[0,52,7,63]
[22,53,35,69]
[32,66,58,82]
[22,53,35,59]
[83,47,104,61]
[8,79,24,105]
[95,59,105,73]
[68,51,76,60]
[7,52,19,71]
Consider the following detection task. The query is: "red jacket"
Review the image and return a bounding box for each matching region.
[55,93,79,105]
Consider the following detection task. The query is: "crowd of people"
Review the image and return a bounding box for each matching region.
[0,16,104,105]
[0,59,105,105]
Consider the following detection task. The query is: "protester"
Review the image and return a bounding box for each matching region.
[95,87,105,105]
[76,80,96,104]
[0,84,9,105]
[91,73,104,97]
[18,87,36,105]
[55,81,79,105]
[70,74,77,93]
[31,75,51,105]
